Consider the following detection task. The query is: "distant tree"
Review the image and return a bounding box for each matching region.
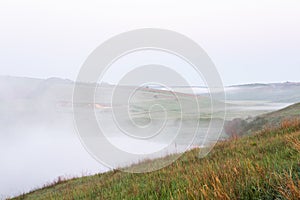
[224,118,248,137]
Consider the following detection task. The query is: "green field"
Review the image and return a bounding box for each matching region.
[12,118,300,199]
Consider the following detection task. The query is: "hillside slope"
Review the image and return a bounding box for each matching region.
[225,102,300,136]
[264,102,300,119]
[12,119,300,200]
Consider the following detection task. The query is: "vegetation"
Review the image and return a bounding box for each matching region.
[225,102,300,136]
[11,118,300,200]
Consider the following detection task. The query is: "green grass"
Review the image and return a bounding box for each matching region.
[11,119,300,200]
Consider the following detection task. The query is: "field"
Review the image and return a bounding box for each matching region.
[12,119,300,200]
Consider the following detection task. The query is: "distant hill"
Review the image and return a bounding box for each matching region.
[1,75,300,131]
[0,76,73,101]
[0,76,224,119]
[225,82,300,103]
[2,76,300,103]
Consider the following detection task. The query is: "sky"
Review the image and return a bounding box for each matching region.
[0,0,300,86]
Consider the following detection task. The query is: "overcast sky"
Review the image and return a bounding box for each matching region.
[0,0,299,86]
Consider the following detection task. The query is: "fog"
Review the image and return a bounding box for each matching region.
[0,77,102,198]
[0,112,108,198]
[0,77,215,198]
[0,102,211,198]
[1,76,299,198]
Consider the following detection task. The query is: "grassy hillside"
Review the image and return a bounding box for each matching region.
[264,102,300,119]
[12,119,300,200]
[225,102,300,136]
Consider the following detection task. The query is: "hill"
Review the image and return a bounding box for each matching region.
[225,102,300,136]
[12,119,300,199]
[264,102,300,119]
[225,82,300,103]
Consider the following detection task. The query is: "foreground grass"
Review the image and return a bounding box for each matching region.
[13,120,300,200]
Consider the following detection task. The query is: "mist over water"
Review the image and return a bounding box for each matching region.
[0,107,211,198]
[0,113,107,198]
[0,77,102,197]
